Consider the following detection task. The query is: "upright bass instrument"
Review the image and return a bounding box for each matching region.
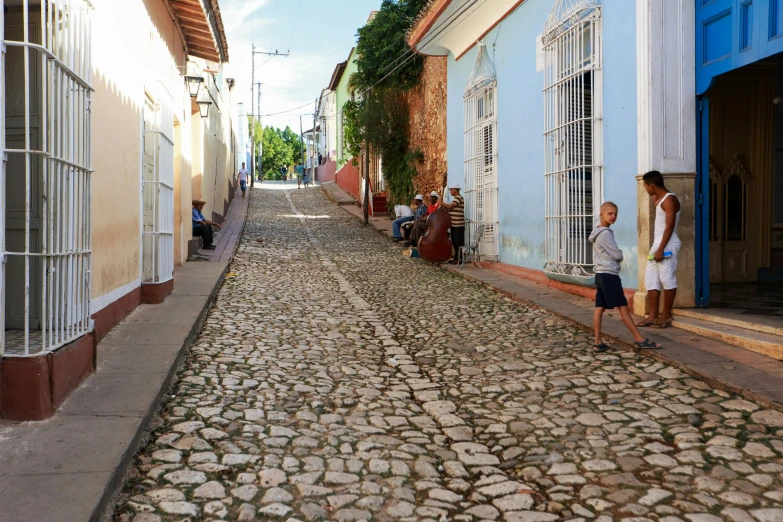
[418,172,452,263]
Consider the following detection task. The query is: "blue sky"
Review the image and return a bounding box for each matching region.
[221,0,382,132]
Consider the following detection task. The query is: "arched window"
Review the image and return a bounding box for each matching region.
[463,43,499,261]
[542,0,603,281]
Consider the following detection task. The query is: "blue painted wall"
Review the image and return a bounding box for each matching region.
[447,0,640,286]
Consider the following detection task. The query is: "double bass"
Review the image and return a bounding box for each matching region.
[418,172,453,263]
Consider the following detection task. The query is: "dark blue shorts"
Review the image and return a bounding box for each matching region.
[595,273,628,309]
[240,180,247,191]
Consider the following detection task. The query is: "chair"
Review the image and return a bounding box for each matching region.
[460,224,485,268]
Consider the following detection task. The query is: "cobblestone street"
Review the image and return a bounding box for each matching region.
[115,186,783,522]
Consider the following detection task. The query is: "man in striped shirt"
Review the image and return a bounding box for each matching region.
[440,183,465,264]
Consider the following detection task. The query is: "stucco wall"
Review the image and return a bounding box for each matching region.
[408,56,448,197]
[336,50,359,166]
[446,0,639,286]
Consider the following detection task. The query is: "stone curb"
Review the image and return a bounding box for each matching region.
[96,195,250,522]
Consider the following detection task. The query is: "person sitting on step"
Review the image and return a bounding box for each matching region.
[192,199,221,251]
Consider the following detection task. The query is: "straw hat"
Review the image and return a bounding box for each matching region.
[192,199,207,205]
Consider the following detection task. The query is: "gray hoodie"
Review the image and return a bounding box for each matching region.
[589,226,623,275]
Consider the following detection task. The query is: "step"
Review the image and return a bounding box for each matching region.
[674,308,783,337]
[672,315,783,361]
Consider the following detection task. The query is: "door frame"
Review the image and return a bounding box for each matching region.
[697,96,710,307]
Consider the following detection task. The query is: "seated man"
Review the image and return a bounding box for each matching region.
[392,198,417,242]
[406,192,439,247]
[192,199,221,250]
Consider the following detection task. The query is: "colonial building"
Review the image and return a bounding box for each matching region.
[410,0,783,357]
[1,0,241,419]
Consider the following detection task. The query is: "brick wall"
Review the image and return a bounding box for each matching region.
[406,56,448,198]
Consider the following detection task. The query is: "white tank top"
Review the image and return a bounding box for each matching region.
[652,192,681,252]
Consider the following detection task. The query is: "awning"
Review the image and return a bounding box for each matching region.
[164,0,229,63]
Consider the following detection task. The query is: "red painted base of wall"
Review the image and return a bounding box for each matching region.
[0,333,96,421]
[316,160,337,183]
[335,162,361,201]
[92,286,142,343]
[486,262,637,314]
[141,279,174,305]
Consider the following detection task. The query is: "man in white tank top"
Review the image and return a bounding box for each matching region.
[637,171,682,329]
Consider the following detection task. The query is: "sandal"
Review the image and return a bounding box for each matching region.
[635,339,661,349]
[592,343,610,353]
[635,318,656,327]
[650,319,673,329]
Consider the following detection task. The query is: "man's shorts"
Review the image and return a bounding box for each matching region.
[645,253,678,291]
[595,273,628,309]
[240,180,247,191]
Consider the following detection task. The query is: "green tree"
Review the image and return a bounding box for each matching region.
[351,0,428,92]
[260,126,291,180]
[281,126,304,166]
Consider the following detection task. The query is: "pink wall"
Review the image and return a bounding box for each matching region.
[316,160,336,183]
[336,162,361,201]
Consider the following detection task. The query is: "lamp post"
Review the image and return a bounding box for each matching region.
[196,100,211,119]
[184,75,204,98]
[251,45,289,185]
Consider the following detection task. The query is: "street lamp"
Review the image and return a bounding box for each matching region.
[184,75,204,98]
[196,99,211,119]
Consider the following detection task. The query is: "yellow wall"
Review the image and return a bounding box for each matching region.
[89,0,237,304]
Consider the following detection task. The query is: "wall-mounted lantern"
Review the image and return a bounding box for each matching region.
[185,75,204,98]
[196,99,212,119]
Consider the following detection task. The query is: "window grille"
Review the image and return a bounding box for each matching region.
[142,94,174,285]
[1,0,93,357]
[463,42,499,261]
[542,0,603,281]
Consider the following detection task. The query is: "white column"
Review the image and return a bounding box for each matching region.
[635,0,698,311]
[637,0,696,174]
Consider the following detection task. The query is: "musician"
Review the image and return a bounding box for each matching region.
[439,183,465,264]
[427,191,440,214]
[408,192,440,247]
[401,195,426,244]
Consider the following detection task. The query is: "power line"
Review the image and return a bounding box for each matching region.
[262,0,485,120]
[270,0,277,50]
[287,0,304,52]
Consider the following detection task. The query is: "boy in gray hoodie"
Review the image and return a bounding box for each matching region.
[589,202,660,352]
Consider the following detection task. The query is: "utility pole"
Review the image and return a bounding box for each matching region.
[363,91,371,225]
[299,115,305,168]
[251,44,256,186]
[313,98,318,179]
[250,46,289,184]
[256,82,262,180]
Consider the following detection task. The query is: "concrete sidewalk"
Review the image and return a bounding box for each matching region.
[0,190,248,522]
[335,196,783,412]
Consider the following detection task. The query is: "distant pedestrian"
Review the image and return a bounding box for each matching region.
[280,165,287,182]
[636,170,682,329]
[295,163,304,189]
[303,169,310,188]
[589,202,660,353]
[237,162,248,198]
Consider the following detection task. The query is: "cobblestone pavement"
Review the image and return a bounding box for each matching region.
[115,187,783,522]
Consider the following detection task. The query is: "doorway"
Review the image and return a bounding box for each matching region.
[702,58,783,315]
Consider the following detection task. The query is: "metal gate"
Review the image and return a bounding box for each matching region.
[542,0,603,282]
[142,94,174,285]
[463,42,499,261]
[1,0,93,356]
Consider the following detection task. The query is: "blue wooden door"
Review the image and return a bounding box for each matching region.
[697,0,783,94]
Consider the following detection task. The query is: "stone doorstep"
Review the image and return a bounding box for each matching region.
[444,263,783,413]
[672,315,783,361]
